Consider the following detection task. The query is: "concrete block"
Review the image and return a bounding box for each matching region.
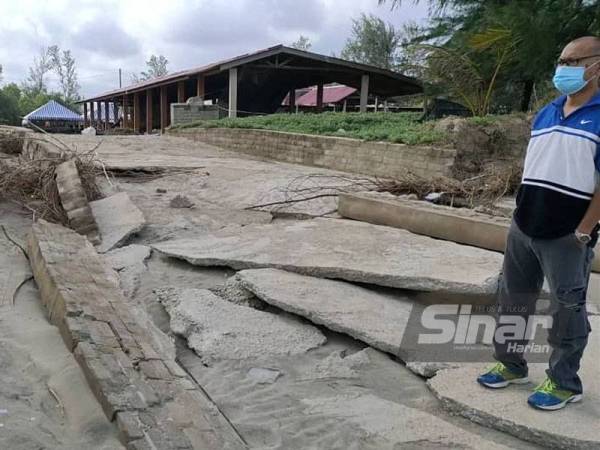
[153,218,503,295]
[54,159,100,244]
[90,192,145,253]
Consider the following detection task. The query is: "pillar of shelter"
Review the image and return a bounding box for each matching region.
[146,89,153,134]
[196,76,205,99]
[228,68,238,118]
[316,83,324,112]
[177,81,186,103]
[90,102,95,128]
[360,74,369,113]
[83,102,89,127]
[104,100,110,131]
[121,95,127,128]
[133,92,141,133]
[288,89,296,113]
[160,86,168,133]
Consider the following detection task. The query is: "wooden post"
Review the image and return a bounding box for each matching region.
[146,89,153,134]
[83,102,88,127]
[133,92,141,133]
[177,81,186,103]
[288,89,296,113]
[90,102,95,128]
[121,95,127,128]
[160,86,168,133]
[104,100,110,130]
[360,74,369,113]
[228,67,238,118]
[316,83,324,112]
[196,76,205,99]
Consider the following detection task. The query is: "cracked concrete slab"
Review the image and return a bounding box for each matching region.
[427,317,600,449]
[237,268,414,358]
[153,218,503,295]
[103,245,151,299]
[90,192,145,253]
[155,287,326,365]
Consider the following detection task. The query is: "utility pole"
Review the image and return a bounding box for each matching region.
[119,68,122,88]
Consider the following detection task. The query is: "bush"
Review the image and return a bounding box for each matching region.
[172,112,447,145]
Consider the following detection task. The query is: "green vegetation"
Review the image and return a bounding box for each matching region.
[172,112,447,145]
[0,83,67,126]
[380,0,600,112]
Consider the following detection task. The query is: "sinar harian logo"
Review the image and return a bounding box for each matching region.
[417,304,552,354]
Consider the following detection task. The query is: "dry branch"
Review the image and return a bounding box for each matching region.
[246,161,522,213]
[0,142,103,225]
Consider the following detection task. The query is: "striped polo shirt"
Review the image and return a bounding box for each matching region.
[514,92,600,239]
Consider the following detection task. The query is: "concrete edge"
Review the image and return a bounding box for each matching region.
[27,220,247,450]
[338,192,600,273]
[426,372,598,450]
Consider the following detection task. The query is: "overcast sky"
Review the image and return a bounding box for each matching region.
[0,0,429,98]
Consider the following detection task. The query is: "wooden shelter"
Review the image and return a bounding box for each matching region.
[79,44,422,133]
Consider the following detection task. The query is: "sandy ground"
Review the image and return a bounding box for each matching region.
[0,202,123,450]
[1,133,592,449]
[53,134,544,449]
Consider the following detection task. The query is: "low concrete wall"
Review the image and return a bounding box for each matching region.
[170,128,457,178]
[339,192,600,273]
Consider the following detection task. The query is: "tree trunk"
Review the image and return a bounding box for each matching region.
[521,80,534,112]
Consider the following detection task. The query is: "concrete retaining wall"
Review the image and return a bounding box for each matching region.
[170,128,457,178]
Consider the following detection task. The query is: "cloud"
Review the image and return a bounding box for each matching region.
[72,21,141,58]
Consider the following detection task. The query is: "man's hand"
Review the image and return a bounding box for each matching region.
[577,188,600,234]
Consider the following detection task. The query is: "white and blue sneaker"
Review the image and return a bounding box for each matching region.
[527,378,582,411]
[477,362,529,389]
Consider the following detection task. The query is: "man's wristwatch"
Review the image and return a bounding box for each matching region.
[575,230,592,244]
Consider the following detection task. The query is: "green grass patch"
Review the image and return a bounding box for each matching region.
[172,112,447,145]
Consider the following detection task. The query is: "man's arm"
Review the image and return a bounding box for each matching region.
[577,188,600,234]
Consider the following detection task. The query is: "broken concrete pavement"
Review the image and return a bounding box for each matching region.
[428,317,600,449]
[55,159,101,244]
[237,268,413,357]
[90,192,146,253]
[153,218,504,295]
[156,287,326,364]
[27,219,246,450]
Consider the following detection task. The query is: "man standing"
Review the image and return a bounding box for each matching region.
[477,36,600,410]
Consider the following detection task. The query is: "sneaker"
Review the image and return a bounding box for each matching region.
[527,378,582,411]
[477,362,529,389]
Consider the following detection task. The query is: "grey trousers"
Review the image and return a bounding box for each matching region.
[493,220,593,394]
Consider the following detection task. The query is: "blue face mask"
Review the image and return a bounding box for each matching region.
[553,62,599,95]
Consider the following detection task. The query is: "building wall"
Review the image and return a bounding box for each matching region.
[170,104,226,125]
[170,128,457,178]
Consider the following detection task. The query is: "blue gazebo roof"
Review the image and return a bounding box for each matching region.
[24,100,82,122]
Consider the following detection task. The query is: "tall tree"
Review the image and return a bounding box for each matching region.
[0,83,21,125]
[341,14,400,69]
[48,46,80,104]
[132,55,169,83]
[24,47,53,94]
[378,0,600,111]
[0,64,3,83]
[291,35,312,51]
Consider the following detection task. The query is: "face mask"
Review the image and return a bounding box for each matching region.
[553,61,600,95]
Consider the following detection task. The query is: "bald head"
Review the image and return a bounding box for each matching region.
[564,36,600,55]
